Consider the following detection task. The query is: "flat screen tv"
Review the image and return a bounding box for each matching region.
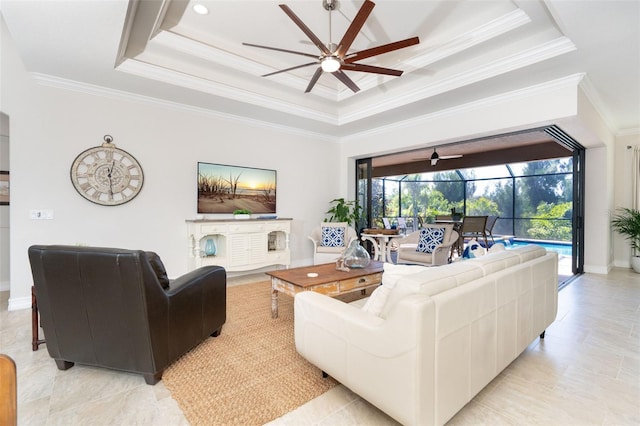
[197,162,277,214]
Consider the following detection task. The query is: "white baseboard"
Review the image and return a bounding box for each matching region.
[583,264,611,274]
[613,259,631,268]
[8,295,30,311]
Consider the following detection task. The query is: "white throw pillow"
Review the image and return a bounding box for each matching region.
[361,285,393,317]
[361,263,425,317]
[488,243,505,253]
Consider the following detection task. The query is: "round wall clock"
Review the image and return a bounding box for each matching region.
[70,135,144,206]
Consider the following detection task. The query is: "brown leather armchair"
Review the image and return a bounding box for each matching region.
[28,245,226,385]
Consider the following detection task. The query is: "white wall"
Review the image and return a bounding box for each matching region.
[613,133,640,267]
[583,147,610,273]
[0,112,9,291]
[1,18,342,309]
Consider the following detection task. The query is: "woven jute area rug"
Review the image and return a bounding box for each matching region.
[163,280,339,425]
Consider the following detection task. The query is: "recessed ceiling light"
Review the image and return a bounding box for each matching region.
[193,4,209,15]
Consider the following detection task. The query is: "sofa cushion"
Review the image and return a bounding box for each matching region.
[399,262,485,296]
[145,251,170,289]
[416,227,445,253]
[316,245,346,254]
[382,263,427,286]
[397,248,433,263]
[511,244,547,262]
[467,251,521,275]
[377,262,484,318]
[321,224,346,247]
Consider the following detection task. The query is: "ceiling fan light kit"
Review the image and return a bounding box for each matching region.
[321,56,341,73]
[244,0,420,93]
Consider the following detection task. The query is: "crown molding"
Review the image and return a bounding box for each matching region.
[415,9,532,68]
[116,58,339,125]
[29,72,337,142]
[341,73,586,141]
[152,30,339,101]
[343,8,532,100]
[578,75,618,135]
[339,36,576,125]
[616,128,640,137]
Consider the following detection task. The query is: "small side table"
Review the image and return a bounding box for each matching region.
[31,286,45,351]
[361,232,404,263]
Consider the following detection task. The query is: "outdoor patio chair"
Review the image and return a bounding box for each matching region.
[396,223,458,266]
[397,217,407,233]
[460,215,489,248]
[485,215,499,245]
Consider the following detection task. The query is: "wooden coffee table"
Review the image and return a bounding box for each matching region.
[266,261,384,318]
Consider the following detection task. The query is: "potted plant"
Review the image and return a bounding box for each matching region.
[324,198,361,229]
[451,208,463,222]
[611,207,640,273]
[233,209,251,220]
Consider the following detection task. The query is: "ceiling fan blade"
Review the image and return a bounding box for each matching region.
[341,63,403,76]
[305,67,324,93]
[430,149,439,166]
[332,69,360,93]
[243,42,319,59]
[263,62,318,77]
[336,0,375,58]
[279,4,331,56]
[344,37,420,64]
[420,149,464,166]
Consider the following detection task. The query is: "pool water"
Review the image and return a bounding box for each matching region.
[507,240,573,257]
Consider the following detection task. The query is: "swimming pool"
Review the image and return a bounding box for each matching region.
[507,240,573,257]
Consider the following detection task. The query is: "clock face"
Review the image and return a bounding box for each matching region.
[70,145,144,206]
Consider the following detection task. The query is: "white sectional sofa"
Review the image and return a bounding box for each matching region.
[294,245,558,426]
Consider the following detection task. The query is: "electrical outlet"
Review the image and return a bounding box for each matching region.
[29,209,54,220]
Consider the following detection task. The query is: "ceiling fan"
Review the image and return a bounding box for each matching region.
[429,148,463,166]
[243,0,420,93]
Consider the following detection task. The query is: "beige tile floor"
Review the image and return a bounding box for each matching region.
[1,268,638,425]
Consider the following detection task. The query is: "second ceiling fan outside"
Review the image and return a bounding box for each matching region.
[430,148,463,166]
[243,0,420,93]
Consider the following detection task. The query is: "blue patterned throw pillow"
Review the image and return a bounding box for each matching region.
[416,227,445,253]
[321,226,345,247]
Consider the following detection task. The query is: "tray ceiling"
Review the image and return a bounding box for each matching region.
[1,0,638,138]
